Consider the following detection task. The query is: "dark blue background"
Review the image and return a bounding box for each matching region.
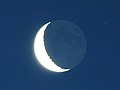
[0,0,120,90]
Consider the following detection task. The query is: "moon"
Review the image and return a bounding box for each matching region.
[34,22,70,72]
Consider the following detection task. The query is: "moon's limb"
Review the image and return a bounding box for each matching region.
[34,22,70,72]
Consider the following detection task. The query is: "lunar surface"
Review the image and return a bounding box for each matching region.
[34,20,87,72]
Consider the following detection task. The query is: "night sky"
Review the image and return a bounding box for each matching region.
[0,0,120,90]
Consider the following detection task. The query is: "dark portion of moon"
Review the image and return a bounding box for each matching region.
[44,20,87,69]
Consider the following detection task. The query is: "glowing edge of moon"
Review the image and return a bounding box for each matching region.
[34,22,70,72]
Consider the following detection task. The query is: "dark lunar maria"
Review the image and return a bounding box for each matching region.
[44,20,87,69]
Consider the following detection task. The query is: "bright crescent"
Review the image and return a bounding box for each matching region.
[34,22,70,72]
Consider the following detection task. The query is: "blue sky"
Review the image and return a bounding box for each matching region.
[0,0,120,90]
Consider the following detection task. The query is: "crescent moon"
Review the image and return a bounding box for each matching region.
[34,22,70,72]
